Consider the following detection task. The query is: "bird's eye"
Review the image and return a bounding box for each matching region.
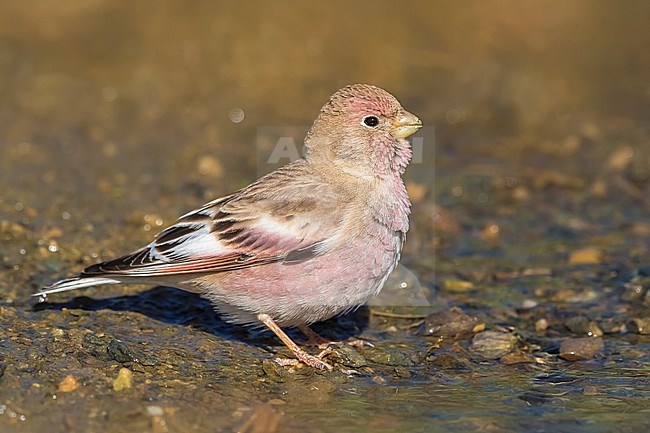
[362,115,380,128]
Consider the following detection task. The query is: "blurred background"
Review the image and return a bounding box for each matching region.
[0,1,649,432]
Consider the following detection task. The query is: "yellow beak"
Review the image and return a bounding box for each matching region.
[392,111,422,138]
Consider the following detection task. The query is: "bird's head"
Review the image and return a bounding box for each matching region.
[305,84,422,178]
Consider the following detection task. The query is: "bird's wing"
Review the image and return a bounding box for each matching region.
[81,160,348,278]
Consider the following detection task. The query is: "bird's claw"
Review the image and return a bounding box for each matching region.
[272,346,334,371]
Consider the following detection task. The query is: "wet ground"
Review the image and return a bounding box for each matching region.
[1,1,649,432]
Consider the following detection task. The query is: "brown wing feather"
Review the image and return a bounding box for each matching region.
[81,159,348,279]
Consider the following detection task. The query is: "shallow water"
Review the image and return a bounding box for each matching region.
[1,1,649,432]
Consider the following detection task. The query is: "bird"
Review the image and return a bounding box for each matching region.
[35,84,422,370]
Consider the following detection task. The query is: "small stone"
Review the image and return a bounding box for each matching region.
[627,318,650,335]
[107,339,158,366]
[361,347,411,367]
[480,222,500,242]
[261,359,290,382]
[0,220,27,236]
[51,328,64,337]
[512,186,531,201]
[599,318,626,334]
[426,353,472,370]
[587,322,603,337]
[520,299,538,309]
[565,316,590,334]
[568,248,602,265]
[418,309,481,337]
[521,268,552,277]
[472,323,486,333]
[197,155,223,178]
[58,375,79,393]
[471,331,517,359]
[607,145,634,171]
[617,346,646,359]
[559,338,604,361]
[328,346,367,368]
[535,318,549,332]
[550,289,599,303]
[393,366,412,378]
[442,280,474,292]
[500,350,534,365]
[371,375,387,385]
[146,406,164,417]
[113,367,133,391]
[620,283,646,302]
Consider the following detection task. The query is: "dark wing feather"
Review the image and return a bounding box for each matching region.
[80,160,349,279]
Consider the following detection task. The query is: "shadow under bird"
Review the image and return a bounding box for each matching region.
[36,84,422,370]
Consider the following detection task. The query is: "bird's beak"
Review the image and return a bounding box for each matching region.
[392,111,422,138]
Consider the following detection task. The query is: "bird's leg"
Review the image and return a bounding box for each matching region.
[257,314,333,371]
[298,324,332,349]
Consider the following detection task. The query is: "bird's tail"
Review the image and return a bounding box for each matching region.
[33,276,122,298]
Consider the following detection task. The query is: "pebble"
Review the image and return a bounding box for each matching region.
[371,375,387,385]
[583,385,598,395]
[113,367,133,391]
[107,339,159,366]
[197,155,223,178]
[568,248,602,265]
[418,309,481,337]
[627,318,650,335]
[565,316,590,334]
[550,289,599,303]
[361,347,412,367]
[393,366,412,378]
[564,316,603,336]
[57,375,79,393]
[559,338,604,361]
[471,331,517,359]
[328,346,367,368]
[0,220,27,236]
[620,283,646,302]
[599,318,626,334]
[520,299,538,310]
[500,350,534,364]
[261,359,291,382]
[587,322,604,337]
[426,353,472,371]
[442,279,474,292]
[146,405,165,417]
[535,318,549,332]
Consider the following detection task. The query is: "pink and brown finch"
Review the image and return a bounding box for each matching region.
[36,84,422,370]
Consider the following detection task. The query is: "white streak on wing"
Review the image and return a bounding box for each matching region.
[152,226,228,261]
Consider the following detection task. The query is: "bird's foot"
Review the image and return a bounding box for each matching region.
[274,346,333,371]
[258,314,334,371]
